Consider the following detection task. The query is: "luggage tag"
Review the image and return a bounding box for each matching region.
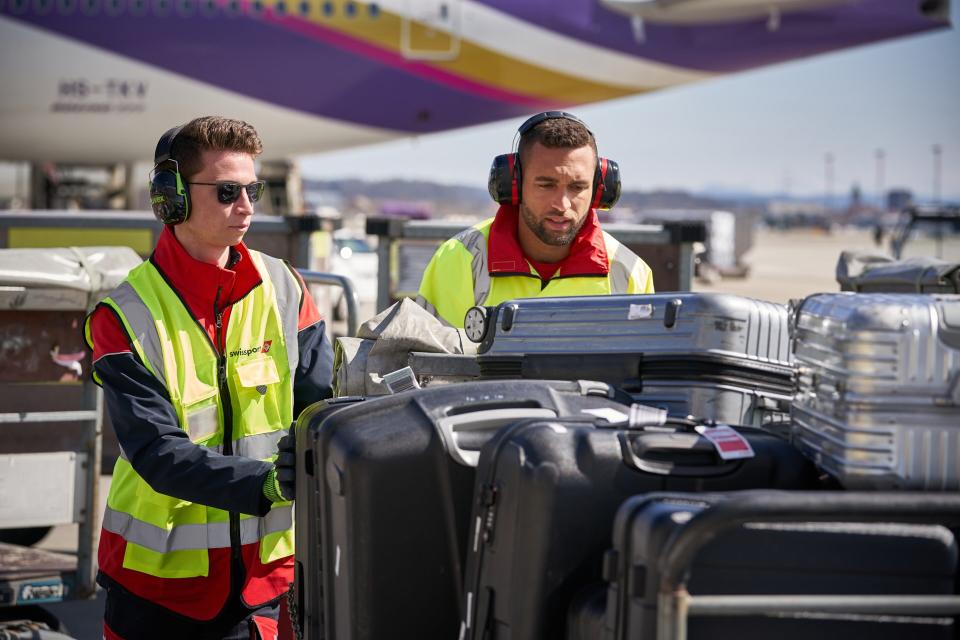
[694,424,755,460]
[382,366,421,394]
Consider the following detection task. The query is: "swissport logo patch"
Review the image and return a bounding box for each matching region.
[228,339,274,358]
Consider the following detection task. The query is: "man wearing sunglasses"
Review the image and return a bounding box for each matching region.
[85,116,334,639]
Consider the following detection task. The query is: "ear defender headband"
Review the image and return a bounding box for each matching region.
[149,124,190,225]
[487,111,621,210]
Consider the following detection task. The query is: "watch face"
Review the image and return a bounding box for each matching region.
[464,306,487,343]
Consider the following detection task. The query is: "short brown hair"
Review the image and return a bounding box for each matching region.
[169,116,263,179]
[518,116,597,166]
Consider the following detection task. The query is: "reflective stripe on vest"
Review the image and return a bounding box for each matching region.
[109,255,300,385]
[116,429,284,462]
[455,226,639,303]
[102,503,292,553]
[258,255,301,376]
[107,281,167,387]
[455,226,490,307]
[604,231,643,294]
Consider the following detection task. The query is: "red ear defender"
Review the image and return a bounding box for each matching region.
[488,153,521,205]
[592,157,621,210]
[489,111,621,209]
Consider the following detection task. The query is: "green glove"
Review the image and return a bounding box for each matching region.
[263,430,296,503]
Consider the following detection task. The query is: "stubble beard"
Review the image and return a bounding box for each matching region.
[519,203,585,247]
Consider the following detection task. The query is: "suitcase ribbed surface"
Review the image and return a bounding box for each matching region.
[480,293,791,365]
[791,293,960,490]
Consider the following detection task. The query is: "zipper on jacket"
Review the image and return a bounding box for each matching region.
[214,287,243,574]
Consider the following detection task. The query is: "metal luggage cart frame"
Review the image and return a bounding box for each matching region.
[0,380,102,608]
[647,491,960,640]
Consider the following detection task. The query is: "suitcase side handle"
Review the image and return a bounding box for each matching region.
[436,408,557,466]
[618,431,739,477]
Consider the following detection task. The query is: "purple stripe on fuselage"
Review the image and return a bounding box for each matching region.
[4,11,555,132]
[479,0,949,73]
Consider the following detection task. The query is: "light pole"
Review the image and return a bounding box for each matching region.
[875,148,885,211]
[932,144,942,205]
[824,152,835,214]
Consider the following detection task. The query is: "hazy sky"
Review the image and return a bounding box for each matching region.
[300,7,960,202]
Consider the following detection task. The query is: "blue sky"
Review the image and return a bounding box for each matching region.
[299,8,960,202]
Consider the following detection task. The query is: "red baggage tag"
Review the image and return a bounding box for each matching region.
[694,424,755,460]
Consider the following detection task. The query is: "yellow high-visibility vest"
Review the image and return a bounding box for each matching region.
[84,251,300,578]
[417,218,655,327]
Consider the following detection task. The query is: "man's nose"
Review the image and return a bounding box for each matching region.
[235,190,255,215]
[551,191,571,212]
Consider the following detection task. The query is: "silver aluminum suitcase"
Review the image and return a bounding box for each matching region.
[470,293,794,429]
[791,293,960,490]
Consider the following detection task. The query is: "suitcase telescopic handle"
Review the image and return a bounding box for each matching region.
[435,408,557,466]
[644,490,960,591]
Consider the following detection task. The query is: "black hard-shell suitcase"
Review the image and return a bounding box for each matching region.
[293,396,366,639]
[604,491,960,640]
[461,413,821,640]
[300,379,632,640]
[470,293,796,429]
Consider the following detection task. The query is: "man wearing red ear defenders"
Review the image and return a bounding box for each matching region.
[416,111,654,328]
[84,116,333,639]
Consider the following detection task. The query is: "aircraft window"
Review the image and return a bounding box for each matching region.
[297,0,308,15]
[439,2,447,20]
[250,0,262,14]
[200,0,216,15]
[130,0,147,14]
[10,0,27,13]
[225,0,239,14]
[368,2,379,17]
[154,0,171,15]
[34,0,55,15]
[274,0,285,14]
[57,0,76,13]
[81,0,99,14]
[344,0,355,17]
[104,0,122,15]
[176,0,193,15]
[321,0,332,16]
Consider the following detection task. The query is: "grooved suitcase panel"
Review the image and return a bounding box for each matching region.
[635,380,792,431]
[791,293,960,490]
[480,293,791,365]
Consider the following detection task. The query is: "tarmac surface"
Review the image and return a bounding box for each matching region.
[18,226,960,638]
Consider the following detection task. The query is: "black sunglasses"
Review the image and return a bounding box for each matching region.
[188,180,265,204]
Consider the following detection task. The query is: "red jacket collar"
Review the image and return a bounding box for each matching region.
[151,226,262,309]
[487,205,609,277]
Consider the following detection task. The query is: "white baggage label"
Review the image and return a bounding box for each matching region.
[695,425,755,460]
[627,303,654,319]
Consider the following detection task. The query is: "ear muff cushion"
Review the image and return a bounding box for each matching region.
[150,167,190,225]
[488,153,520,205]
[593,158,621,210]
